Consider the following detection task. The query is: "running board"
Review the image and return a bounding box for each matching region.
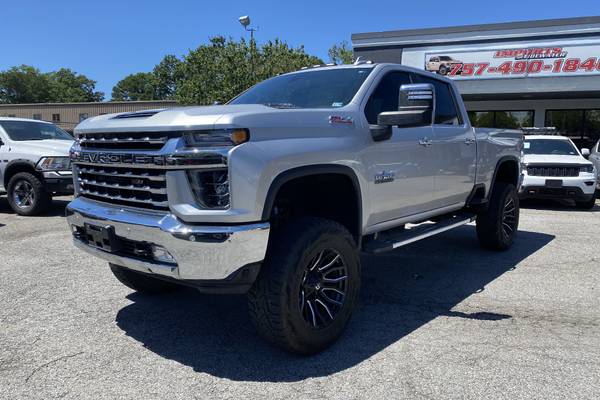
[362,212,476,254]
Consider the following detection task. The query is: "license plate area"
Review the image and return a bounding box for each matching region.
[83,223,121,252]
[545,179,563,188]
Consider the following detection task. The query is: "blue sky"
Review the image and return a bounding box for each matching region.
[1,0,599,99]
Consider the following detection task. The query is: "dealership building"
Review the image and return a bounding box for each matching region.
[352,16,600,148]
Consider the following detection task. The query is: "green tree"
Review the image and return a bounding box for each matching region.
[111,72,157,101]
[152,55,183,100]
[47,68,104,102]
[175,36,322,105]
[328,41,354,64]
[0,65,50,104]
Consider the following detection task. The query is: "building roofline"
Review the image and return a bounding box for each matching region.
[352,16,600,41]
[0,100,178,107]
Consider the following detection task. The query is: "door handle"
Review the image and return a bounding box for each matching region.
[464,137,476,145]
[418,138,433,147]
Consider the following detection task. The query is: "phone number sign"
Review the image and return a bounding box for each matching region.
[423,44,600,80]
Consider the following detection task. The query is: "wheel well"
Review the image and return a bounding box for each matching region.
[494,159,519,187]
[265,171,361,242]
[3,161,39,188]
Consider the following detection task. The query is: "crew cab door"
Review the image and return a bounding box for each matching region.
[411,74,477,207]
[362,70,437,224]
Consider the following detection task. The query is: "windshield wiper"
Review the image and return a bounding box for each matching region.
[263,102,298,109]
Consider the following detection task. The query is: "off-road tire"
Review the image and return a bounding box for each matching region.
[476,183,519,251]
[575,196,596,210]
[7,172,51,216]
[109,263,180,294]
[248,217,361,355]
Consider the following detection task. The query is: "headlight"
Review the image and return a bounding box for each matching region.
[580,165,595,173]
[184,128,249,147]
[36,157,71,171]
[187,169,230,209]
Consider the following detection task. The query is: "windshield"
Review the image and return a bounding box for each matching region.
[0,120,73,141]
[439,56,453,61]
[524,139,579,155]
[230,68,372,109]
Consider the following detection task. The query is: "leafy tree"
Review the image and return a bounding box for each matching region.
[328,41,354,65]
[152,55,183,100]
[111,72,157,101]
[47,68,104,102]
[175,36,322,105]
[0,65,50,104]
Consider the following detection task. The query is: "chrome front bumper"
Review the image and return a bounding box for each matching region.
[66,197,270,281]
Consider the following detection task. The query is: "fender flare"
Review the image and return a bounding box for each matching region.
[261,164,363,237]
[487,155,520,201]
[3,159,39,187]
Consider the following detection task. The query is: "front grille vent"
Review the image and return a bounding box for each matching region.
[77,131,183,150]
[77,165,168,210]
[527,165,580,177]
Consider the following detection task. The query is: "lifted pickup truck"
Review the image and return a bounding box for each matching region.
[66,62,523,354]
[0,118,74,215]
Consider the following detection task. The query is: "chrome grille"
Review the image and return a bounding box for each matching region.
[76,165,168,210]
[527,165,580,177]
[77,131,183,151]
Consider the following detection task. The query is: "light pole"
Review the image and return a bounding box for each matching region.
[238,15,257,41]
[238,15,258,80]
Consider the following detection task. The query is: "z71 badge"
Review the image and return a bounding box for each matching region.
[374,171,395,184]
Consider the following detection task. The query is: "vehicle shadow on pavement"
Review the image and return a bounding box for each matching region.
[115,226,554,382]
[520,198,599,212]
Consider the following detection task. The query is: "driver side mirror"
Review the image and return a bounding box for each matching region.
[370,83,435,142]
[582,148,590,158]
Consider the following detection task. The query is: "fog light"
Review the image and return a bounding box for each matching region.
[151,245,176,264]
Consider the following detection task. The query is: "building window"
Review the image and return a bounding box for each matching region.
[33,113,42,120]
[545,109,600,148]
[52,113,60,122]
[468,110,534,129]
[79,113,89,122]
[8,114,16,118]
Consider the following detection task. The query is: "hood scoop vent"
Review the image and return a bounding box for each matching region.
[112,109,165,119]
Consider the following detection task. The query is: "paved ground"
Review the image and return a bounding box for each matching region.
[1,196,599,400]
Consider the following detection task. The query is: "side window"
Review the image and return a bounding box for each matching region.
[364,71,411,124]
[411,74,461,125]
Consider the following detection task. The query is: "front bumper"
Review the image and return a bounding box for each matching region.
[519,174,596,200]
[66,197,270,287]
[43,172,74,195]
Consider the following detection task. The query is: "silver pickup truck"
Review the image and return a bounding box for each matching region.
[66,62,523,354]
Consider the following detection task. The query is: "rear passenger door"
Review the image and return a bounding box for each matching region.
[411,74,477,208]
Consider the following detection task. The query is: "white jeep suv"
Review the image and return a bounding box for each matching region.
[519,135,597,209]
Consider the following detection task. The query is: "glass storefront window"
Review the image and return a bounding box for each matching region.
[468,110,534,129]
[585,110,600,143]
[545,110,584,139]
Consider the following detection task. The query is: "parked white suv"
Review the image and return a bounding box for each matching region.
[0,118,74,215]
[519,135,597,209]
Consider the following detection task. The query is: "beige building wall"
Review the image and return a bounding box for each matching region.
[0,100,178,132]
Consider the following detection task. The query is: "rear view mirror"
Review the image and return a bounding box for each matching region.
[581,148,590,158]
[377,83,434,129]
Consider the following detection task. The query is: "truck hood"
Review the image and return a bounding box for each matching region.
[8,139,74,157]
[75,105,282,133]
[523,154,592,166]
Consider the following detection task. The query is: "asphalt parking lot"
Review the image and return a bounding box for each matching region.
[1,196,599,399]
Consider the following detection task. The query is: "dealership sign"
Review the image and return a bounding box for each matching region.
[424,44,600,80]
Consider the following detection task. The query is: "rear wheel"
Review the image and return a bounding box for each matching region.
[109,263,180,294]
[7,172,51,216]
[248,217,360,355]
[439,65,448,75]
[476,183,519,251]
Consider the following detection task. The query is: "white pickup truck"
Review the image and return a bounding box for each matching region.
[0,118,74,215]
[66,62,523,354]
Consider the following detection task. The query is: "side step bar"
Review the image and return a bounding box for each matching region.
[362,212,476,254]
